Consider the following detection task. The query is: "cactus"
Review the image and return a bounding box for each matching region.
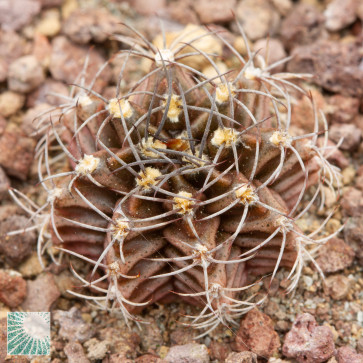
[10,23,341,335]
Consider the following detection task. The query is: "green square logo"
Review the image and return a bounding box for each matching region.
[7,312,50,356]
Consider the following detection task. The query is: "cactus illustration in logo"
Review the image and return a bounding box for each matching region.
[7,312,50,356]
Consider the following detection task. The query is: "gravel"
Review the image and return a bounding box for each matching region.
[0,1,361,362]
[8,55,45,94]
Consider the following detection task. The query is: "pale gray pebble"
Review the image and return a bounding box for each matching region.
[8,55,45,94]
[165,343,210,363]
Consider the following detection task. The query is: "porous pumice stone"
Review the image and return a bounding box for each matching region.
[24,24,340,332]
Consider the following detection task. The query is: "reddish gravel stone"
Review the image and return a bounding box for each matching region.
[0,116,5,134]
[323,275,351,300]
[39,0,63,7]
[22,272,60,311]
[235,309,280,358]
[0,215,37,265]
[283,313,335,363]
[27,78,68,108]
[64,342,90,363]
[99,326,140,360]
[62,8,122,45]
[271,0,292,16]
[253,38,287,73]
[193,0,236,24]
[225,351,257,363]
[130,0,166,16]
[355,115,363,137]
[281,4,326,50]
[170,328,195,345]
[235,0,280,41]
[356,165,363,191]
[166,0,199,24]
[0,0,41,32]
[209,340,232,361]
[358,2,363,21]
[0,30,28,65]
[49,36,111,92]
[0,91,25,117]
[134,354,162,363]
[0,59,7,83]
[328,95,360,124]
[288,40,363,96]
[0,167,10,199]
[341,187,363,217]
[165,343,210,363]
[329,124,361,151]
[0,270,27,307]
[8,55,45,94]
[104,354,132,363]
[316,238,355,273]
[344,216,363,264]
[32,33,52,68]
[324,0,358,31]
[53,307,95,343]
[336,346,363,363]
[0,124,36,180]
[0,205,20,221]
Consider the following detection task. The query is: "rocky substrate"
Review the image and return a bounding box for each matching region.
[0,0,362,362]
